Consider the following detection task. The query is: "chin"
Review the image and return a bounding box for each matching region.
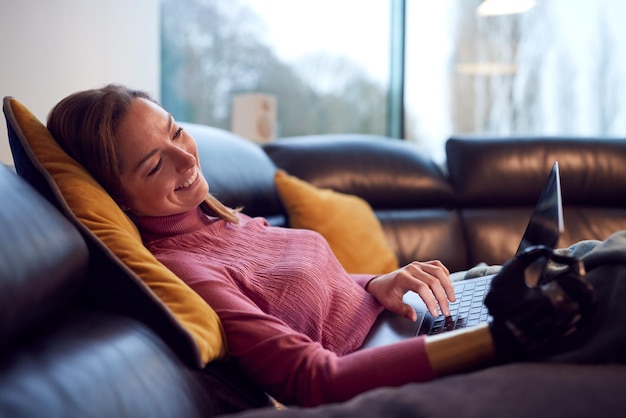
[198,182,209,199]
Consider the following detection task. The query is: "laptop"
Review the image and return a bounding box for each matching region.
[361,162,563,348]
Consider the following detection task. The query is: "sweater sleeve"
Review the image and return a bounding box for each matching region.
[189,278,436,407]
[350,273,378,289]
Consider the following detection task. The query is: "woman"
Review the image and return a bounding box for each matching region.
[46,84,590,407]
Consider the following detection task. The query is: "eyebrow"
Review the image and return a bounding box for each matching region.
[131,114,173,174]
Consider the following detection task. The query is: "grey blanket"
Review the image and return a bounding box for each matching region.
[463,233,626,364]
[544,232,626,364]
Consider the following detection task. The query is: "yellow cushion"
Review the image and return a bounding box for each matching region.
[274,170,399,274]
[4,97,225,367]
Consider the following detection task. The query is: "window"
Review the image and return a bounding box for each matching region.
[161,0,390,138]
[405,0,626,159]
[161,0,626,158]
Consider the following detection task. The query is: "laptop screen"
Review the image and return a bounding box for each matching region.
[515,161,564,255]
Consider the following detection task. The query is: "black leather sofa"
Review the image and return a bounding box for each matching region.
[2,114,626,417]
[190,122,626,272]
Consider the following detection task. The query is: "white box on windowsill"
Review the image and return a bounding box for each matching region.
[231,93,277,144]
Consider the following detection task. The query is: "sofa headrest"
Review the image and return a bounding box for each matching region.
[446,136,626,206]
[182,122,283,219]
[0,166,88,352]
[264,134,455,209]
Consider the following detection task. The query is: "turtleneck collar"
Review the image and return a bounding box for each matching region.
[132,206,214,243]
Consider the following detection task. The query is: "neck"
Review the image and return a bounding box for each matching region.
[132,206,213,242]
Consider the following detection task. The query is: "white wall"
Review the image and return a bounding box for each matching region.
[0,0,160,165]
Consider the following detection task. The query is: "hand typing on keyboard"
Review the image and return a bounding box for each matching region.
[484,245,595,362]
[366,260,456,321]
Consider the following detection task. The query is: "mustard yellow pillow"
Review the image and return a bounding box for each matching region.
[3,97,225,367]
[274,170,399,274]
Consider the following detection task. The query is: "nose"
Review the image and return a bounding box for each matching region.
[171,145,197,173]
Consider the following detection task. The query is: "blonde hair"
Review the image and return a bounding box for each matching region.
[47,83,239,224]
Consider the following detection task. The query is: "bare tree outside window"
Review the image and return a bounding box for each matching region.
[162,0,626,154]
[161,0,387,138]
[405,0,626,159]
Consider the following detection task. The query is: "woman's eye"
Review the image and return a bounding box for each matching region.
[173,127,183,140]
[148,160,162,176]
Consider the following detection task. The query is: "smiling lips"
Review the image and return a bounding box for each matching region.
[175,167,199,191]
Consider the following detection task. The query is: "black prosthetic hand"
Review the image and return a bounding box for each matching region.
[484,245,595,362]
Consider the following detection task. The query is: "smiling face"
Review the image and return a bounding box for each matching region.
[115,98,209,217]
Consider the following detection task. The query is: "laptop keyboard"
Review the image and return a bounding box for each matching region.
[428,277,491,335]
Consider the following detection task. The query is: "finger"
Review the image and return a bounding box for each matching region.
[416,261,457,304]
[414,286,441,317]
[401,304,418,322]
[429,283,451,317]
[424,259,450,276]
[400,262,454,316]
[411,272,452,316]
[379,289,418,321]
[400,266,451,316]
[424,260,456,302]
[435,269,456,303]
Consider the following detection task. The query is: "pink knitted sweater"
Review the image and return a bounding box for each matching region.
[135,207,435,406]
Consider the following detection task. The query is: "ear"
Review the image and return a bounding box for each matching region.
[114,191,131,212]
[117,200,131,212]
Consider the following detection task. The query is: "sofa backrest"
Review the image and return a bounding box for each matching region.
[185,122,626,272]
[264,134,468,270]
[0,165,88,352]
[447,136,626,266]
